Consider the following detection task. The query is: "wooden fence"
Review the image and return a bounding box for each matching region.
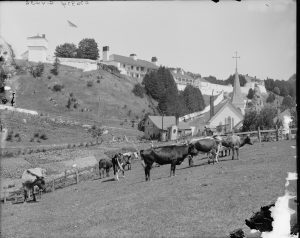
[232,127,297,143]
[3,164,99,204]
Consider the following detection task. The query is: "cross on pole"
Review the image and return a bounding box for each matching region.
[232,51,240,70]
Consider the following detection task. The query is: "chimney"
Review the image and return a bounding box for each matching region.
[210,95,214,119]
[175,116,179,126]
[130,53,137,60]
[151,56,157,65]
[102,46,109,61]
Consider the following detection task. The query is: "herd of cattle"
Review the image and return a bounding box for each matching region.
[20,134,253,202]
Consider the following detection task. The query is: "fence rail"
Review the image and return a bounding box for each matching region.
[3,165,99,204]
[232,127,297,142]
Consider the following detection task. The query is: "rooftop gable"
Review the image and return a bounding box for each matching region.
[109,54,158,69]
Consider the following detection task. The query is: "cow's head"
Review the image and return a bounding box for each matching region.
[34,178,46,191]
[188,143,199,156]
[244,135,253,145]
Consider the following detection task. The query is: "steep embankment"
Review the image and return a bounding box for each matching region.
[8,61,156,126]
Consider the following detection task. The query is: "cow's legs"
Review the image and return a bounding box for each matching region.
[145,165,151,181]
[188,155,194,167]
[170,162,176,177]
[23,189,28,203]
[215,145,221,163]
[32,189,37,202]
[236,148,239,160]
[106,168,110,177]
[232,148,235,160]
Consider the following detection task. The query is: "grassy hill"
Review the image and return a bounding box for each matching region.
[1,61,159,148]
[8,61,157,126]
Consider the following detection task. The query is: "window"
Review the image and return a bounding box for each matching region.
[136,67,139,71]
[131,66,133,70]
[123,64,126,68]
[141,67,144,71]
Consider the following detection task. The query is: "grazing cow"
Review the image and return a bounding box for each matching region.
[189,137,221,164]
[111,153,125,181]
[98,158,113,179]
[140,143,198,181]
[21,168,46,202]
[215,134,253,160]
[122,152,133,170]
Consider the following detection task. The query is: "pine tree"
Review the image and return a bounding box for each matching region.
[50,57,60,76]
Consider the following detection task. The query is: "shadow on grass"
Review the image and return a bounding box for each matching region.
[101,178,117,183]
[178,156,235,171]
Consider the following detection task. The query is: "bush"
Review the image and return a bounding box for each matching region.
[40,134,48,140]
[96,79,100,83]
[87,81,93,87]
[132,83,145,98]
[6,131,13,141]
[52,84,64,92]
[266,92,276,103]
[34,132,39,138]
[48,75,52,80]
[28,62,44,78]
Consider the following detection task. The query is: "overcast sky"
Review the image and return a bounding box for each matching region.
[0,0,296,80]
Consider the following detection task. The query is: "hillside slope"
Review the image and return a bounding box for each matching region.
[7,61,157,127]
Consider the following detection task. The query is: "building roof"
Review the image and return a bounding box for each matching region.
[187,99,243,127]
[27,35,47,39]
[171,72,194,81]
[148,116,191,130]
[109,54,158,69]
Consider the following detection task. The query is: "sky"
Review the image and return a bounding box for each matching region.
[0,0,296,80]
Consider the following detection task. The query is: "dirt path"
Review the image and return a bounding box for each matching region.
[1,140,297,238]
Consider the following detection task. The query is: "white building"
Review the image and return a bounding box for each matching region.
[24,34,48,63]
[170,68,197,91]
[100,46,158,79]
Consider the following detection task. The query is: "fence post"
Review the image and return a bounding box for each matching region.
[257,127,261,143]
[3,187,7,203]
[52,179,55,192]
[75,170,79,184]
[276,125,279,141]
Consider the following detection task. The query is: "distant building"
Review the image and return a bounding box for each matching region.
[144,115,192,140]
[100,46,158,79]
[186,52,246,134]
[188,98,244,135]
[24,34,48,63]
[170,68,197,91]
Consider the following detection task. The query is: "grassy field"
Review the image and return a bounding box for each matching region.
[1,140,297,238]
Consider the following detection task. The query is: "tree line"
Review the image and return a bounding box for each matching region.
[264,75,296,99]
[54,38,99,60]
[203,74,247,87]
[137,66,205,118]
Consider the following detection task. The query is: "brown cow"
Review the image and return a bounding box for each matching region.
[140,143,198,181]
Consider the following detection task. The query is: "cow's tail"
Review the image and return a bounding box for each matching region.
[140,150,146,168]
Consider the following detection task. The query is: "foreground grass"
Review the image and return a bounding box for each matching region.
[1,140,296,238]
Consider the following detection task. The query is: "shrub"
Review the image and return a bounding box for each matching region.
[30,138,34,142]
[87,81,93,87]
[28,62,44,78]
[52,84,64,92]
[34,132,39,138]
[266,92,276,103]
[48,75,52,80]
[96,79,100,83]
[132,83,145,98]
[40,134,48,140]
[6,131,13,141]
